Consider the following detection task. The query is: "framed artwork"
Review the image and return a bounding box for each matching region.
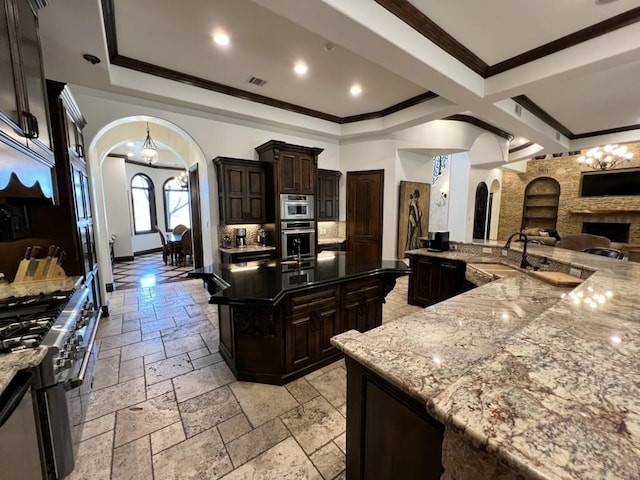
[397,181,430,259]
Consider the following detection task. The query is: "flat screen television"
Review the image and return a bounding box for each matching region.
[580,169,640,197]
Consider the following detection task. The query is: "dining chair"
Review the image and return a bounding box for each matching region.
[155,226,170,265]
[177,228,193,265]
[173,224,188,235]
[580,247,624,259]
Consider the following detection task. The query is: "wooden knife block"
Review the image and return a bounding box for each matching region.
[12,258,66,284]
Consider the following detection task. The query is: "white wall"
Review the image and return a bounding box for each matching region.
[429,158,450,232]
[448,153,471,241]
[102,157,133,258]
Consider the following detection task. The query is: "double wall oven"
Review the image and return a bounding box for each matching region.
[280,193,316,259]
[0,285,100,479]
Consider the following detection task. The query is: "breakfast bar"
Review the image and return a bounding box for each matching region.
[189,251,409,385]
[332,242,640,480]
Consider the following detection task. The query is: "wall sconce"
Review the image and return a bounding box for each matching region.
[440,189,448,200]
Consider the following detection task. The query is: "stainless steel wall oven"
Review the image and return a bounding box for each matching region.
[281,221,316,259]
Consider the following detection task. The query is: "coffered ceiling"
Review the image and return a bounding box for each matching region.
[38,0,640,154]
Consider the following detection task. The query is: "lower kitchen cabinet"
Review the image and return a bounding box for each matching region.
[342,278,382,332]
[345,357,444,479]
[318,241,344,252]
[407,254,465,307]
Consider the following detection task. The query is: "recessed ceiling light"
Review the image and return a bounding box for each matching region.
[213,32,230,46]
[127,152,134,157]
[126,142,134,147]
[294,62,308,76]
[350,84,362,97]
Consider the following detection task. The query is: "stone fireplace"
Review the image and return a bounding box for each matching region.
[582,222,630,243]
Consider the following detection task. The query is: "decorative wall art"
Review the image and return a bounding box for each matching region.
[397,181,430,259]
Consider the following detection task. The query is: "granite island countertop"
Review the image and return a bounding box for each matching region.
[332,243,640,479]
[0,347,48,392]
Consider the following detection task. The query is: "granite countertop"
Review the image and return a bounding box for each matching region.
[218,245,276,254]
[318,237,345,245]
[0,347,48,392]
[189,251,409,305]
[332,244,640,479]
[0,276,83,300]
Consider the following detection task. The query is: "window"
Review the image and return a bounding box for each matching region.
[432,155,449,185]
[163,177,190,231]
[131,174,157,234]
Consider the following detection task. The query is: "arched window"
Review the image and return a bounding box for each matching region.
[131,174,157,234]
[163,177,190,231]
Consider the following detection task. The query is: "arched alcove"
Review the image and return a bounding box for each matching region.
[521,177,561,230]
[472,182,489,239]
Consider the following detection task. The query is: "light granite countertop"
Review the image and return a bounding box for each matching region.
[0,347,48,392]
[318,237,345,245]
[0,276,82,300]
[332,243,640,479]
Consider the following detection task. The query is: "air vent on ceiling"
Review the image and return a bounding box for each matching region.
[514,104,522,117]
[246,76,268,87]
[534,155,547,160]
[552,153,563,157]
[555,132,561,141]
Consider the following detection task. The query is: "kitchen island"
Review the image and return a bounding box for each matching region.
[332,243,640,480]
[189,251,409,385]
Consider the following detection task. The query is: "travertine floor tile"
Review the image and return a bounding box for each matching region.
[96,316,122,338]
[179,385,241,438]
[100,330,142,350]
[191,352,223,369]
[226,417,290,468]
[92,355,120,390]
[111,436,153,480]
[152,428,233,480]
[146,379,173,399]
[310,442,346,480]
[218,414,252,444]
[229,381,298,427]
[334,433,346,454]
[280,396,345,455]
[286,377,320,404]
[145,353,193,385]
[151,422,186,455]
[308,367,347,408]
[86,377,146,421]
[114,391,181,447]
[140,317,177,334]
[79,413,115,442]
[67,431,112,480]
[220,437,322,480]
[164,333,206,358]
[172,362,235,403]
[119,356,144,383]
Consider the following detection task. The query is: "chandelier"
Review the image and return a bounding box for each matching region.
[577,144,633,170]
[141,122,159,165]
[178,170,189,187]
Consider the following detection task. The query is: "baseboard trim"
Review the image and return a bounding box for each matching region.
[101,305,110,317]
[114,256,135,262]
[133,247,163,256]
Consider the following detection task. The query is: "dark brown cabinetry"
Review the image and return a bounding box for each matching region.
[0,0,54,194]
[45,80,101,309]
[317,169,340,221]
[285,286,339,372]
[407,255,465,307]
[214,157,269,224]
[345,357,444,480]
[342,278,382,332]
[318,242,344,252]
[255,140,323,195]
[220,249,276,264]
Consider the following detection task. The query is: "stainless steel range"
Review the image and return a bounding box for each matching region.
[0,285,100,479]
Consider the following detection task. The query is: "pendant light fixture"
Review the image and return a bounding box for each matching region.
[141,122,159,165]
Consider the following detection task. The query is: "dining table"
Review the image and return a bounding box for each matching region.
[166,232,182,265]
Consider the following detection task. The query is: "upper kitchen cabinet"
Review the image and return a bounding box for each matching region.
[214,157,270,225]
[0,0,53,165]
[255,140,323,195]
[317,169,340,221]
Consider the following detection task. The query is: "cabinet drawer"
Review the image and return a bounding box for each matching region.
[343,278,381,302]
[287,287,338,315]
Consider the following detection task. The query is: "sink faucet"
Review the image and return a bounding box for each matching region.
[504,232,532,269]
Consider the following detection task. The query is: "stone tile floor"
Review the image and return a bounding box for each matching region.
[111,253,193,291]
[71,275,420,479]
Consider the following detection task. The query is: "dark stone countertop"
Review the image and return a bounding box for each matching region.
[189,251,409,306]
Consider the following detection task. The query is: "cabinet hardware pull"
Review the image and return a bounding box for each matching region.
[22,112,39,139]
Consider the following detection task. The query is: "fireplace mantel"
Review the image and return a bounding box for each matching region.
[569,208,640,215]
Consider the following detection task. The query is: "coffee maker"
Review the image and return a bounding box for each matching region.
[234,228,247,248]
[257,229,267,246]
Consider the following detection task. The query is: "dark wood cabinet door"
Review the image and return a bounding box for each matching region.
[279,152,297,193]
[216,158,267,224]
[297,153,315,194]
[318,169,340,221]
[0,0,22,142]
[285,312,315,372]
[316,306,339,359]
[438,261,465,302]
[409,256,440,306]
[341,279,382,333]
[245,166,265,222]
[347,170,384,261]
[16,0,51,154]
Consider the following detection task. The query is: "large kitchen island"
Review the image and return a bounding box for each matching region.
[332,242,640,480]
[189,251,409,385]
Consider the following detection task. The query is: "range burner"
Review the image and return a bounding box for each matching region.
[0,290,73,353]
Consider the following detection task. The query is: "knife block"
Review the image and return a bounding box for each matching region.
[12,258,67,284]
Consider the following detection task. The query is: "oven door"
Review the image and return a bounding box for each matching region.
[280,194,314,220]
[281,229,316,259]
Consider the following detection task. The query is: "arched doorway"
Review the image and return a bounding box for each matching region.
[472,182,489,239]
